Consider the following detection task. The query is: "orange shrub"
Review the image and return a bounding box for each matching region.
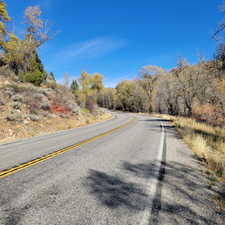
[50,100,70,114]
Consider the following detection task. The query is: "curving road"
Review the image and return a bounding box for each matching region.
[1,112,223,225]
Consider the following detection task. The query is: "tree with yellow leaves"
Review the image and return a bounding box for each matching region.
[75,72,104,110]
[0,0,10,43]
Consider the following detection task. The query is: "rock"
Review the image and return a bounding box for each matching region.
[23,120,29,124]
[11,101,22,109]
[28,114,40,121]
[6,111,23,121]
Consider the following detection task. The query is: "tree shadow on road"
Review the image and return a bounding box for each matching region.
[123,160,225,225]
[85,160,225,225]
[85,169,148,211]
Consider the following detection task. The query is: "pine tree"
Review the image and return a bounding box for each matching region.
[71,80,79,92]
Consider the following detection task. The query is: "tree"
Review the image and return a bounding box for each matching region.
[79,72,104,93]
[139,65,164,112]
[76,71,104,109]
[0,0,10,43]
[214,43,225,73]
[213,4,225,42]
[115,80,149,112]
[97,88,117,109]
[24,6,49,48]
[46,72,56,82]
[71,80,79,92]
[62,73,70,88]
[0,4,49,84]
[20,70,45,86]
[92,73,104,92]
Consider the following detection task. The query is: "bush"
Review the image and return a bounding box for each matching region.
[50,101,70,114]
[6,110,23,121]
[45,81,57,89]
[11,101,22,109]
[41,102,50,111]
[20,70,45,86]
[11,94,24,102]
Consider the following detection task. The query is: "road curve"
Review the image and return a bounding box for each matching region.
[0,113,165,225]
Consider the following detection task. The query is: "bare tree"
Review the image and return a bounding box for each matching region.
[24,6,49,47]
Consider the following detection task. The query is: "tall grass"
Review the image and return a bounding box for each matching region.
[155,114,225,180]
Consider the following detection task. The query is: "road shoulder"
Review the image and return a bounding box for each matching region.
[157,121,225,225]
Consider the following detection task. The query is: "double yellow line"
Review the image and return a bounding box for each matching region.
[0,118,136,179]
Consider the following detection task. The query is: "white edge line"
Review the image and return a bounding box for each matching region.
[140,122,165,225]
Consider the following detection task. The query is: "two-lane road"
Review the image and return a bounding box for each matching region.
[0,113,165,225]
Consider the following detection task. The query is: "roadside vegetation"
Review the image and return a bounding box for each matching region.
[154,114,225,181]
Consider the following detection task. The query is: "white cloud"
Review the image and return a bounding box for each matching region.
[57,37,126,61]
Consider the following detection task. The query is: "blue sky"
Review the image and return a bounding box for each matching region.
[5,0,223,87]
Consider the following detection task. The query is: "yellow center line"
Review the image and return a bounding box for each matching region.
[0,117,136,179]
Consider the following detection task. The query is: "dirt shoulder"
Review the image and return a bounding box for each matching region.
[0,111,112,144]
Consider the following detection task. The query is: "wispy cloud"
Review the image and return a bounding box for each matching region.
[57,37,126,61]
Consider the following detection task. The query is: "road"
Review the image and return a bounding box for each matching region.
[1,112,223,225]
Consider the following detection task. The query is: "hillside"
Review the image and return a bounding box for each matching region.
[0,76,111,143]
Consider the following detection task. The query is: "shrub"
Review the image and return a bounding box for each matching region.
[11,101,22,109]
[45,81,57,89]
[28,101,41,114]
[6,110,23,121]
[28,114,40,121]
[50,101,70,114]
[11,94,24,102]
[20,70,45,86]
[41,102,50,111]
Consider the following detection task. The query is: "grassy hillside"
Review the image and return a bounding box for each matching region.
[0,76,111,143]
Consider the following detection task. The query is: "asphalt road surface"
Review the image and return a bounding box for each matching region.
[1,112,221,225]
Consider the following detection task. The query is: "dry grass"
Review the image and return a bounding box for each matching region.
[152,114,225,179]
[214,196,225,211]
[0,112,112,144]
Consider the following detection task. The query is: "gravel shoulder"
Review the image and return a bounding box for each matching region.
[157,120,225,225]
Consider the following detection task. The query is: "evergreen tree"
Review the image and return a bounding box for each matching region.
[71,80,79,92]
